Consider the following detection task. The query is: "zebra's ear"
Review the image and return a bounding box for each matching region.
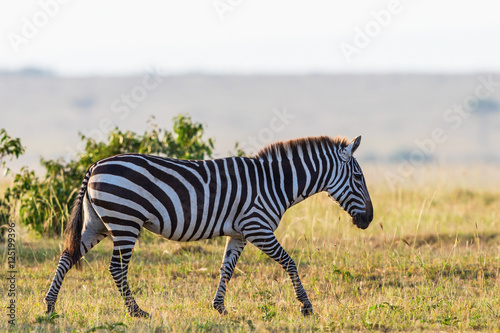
[340,136,361,161]
[350,135,361,154]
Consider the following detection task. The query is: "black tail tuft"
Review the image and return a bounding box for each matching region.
[64,165,94,269]
[64,196,84,269]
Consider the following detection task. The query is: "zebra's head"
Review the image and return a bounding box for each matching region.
[325,136,373,229]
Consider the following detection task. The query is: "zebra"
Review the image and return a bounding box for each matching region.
[44,135,373,317]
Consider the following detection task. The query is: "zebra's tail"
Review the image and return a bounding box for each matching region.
[64,166,93,269]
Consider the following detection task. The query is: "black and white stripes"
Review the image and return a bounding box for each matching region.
[44,135,373,317]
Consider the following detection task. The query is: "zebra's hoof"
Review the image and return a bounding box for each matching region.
[216,307,228,316]
[44,299,55,314]
[213,303,228,315]
[301,305,313,316]
[130,309,150,318]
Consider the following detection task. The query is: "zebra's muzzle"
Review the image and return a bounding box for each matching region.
[352,201,373,230]
[352,214,370,229]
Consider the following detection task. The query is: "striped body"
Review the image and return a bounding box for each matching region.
[44,136,373,317]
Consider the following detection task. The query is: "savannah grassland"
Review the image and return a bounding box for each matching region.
[1,166,499,332]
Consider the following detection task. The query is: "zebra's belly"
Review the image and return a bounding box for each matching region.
[143,213,243,242]
[143,210,241,242]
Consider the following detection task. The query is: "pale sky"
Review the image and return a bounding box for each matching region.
[1,0,500,76]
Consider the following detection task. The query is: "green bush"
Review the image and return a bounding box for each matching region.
[1,129,25,239]
[1,128,25,174]
[4,115,215,237]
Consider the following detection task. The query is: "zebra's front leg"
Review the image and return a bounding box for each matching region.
[213,236,247,315]
[244,230,313,316]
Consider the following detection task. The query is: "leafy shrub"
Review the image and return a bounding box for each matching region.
[1,129,25,239]
[4,115,215,237]
[1,129,25,174]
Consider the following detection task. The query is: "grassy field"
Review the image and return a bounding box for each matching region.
[1,166,499,332]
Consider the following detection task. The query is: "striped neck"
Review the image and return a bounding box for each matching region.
[255,136,347,211]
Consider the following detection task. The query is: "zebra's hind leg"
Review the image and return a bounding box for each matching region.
[213,236,247,315]
[109,235,149,318]
[44,250,75,314]
[44,227,108,314]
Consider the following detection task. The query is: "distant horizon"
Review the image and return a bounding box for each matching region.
[2,66,500,78]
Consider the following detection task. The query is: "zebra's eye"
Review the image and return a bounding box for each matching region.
[353,173,362,182]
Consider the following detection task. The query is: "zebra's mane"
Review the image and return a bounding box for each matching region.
[254,136,350,159]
